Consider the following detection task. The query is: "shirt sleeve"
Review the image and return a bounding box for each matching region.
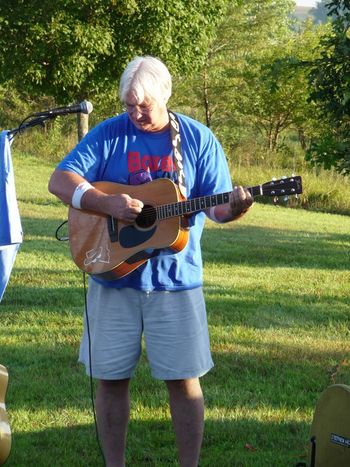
[57,122,107,182]
[196,129,233,197]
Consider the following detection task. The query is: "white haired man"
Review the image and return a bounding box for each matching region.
[49,55,253,467]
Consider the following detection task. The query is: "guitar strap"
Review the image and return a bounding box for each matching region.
[168,110,187,198]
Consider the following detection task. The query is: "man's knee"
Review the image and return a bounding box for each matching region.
[97,378,130,397]
[165,378,203,399]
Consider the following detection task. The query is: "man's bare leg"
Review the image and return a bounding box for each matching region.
[166,377,204,467]
[95,378,130,467]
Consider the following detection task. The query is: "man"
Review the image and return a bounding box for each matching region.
[48,56,253,467]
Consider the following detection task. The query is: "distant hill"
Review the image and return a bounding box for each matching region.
[293,5,314,22]
[293,4,329,24]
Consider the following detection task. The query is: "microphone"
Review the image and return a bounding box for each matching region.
[34,100,93,117]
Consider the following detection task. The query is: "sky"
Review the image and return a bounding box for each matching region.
[295,0,318,6]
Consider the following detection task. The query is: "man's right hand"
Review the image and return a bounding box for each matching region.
[102,193,144,223]
[48,169,143,222]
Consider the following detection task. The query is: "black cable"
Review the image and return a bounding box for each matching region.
[82,272,106,466]
[55,220,69,241]
[53,225,105,463]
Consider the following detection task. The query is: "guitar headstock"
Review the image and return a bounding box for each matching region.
[260,176,303,198]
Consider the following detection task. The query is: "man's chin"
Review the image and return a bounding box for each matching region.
[133,119,166,133]
[135,121,150,131]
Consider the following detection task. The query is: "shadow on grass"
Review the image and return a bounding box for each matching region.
[6,415,311,467]
[21,216,69,239]
[205,287,350,329]
[5,422,104,467]
[205,350,349,411]
[202,224,350,270]
[1,284,85,308]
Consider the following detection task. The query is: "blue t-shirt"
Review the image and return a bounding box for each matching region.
[58,112,233,291]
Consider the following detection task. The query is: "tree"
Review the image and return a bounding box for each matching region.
[242,20,328,151]
[173,1,295,129]
[307,0,350,174]
[173,0,325,155]
[0,0,228,138]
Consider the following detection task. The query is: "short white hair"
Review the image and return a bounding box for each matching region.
[119,56,172,105]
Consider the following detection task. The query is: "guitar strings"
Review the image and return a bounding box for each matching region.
[132,191,233,221]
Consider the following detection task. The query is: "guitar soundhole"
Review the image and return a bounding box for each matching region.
[135,204,157,229]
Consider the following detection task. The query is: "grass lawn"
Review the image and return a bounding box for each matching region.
[1,153,349,466]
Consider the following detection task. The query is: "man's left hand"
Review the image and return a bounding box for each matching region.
[229,186,253,220]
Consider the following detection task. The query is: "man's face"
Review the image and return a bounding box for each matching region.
[124,91,168,132]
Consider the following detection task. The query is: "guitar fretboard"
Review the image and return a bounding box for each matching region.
[156,185,262,220]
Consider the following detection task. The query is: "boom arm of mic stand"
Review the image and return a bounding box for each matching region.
[8,114,56,139]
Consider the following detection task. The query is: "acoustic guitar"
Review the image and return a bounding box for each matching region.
[0,365,11,465]
[68,176,302,280]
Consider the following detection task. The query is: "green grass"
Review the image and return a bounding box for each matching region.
[1,153,349,466]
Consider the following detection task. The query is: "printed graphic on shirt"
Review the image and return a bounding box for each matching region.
[127,151,177,182]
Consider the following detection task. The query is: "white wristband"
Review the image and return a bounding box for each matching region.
[71,182,95,209]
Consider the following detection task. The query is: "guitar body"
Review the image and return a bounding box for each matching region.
[68,178,189,280]
[67,175,302,280]
[0,365,11,465]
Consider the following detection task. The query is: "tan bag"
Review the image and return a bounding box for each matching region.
[0,364,11,465]
[309,384,350,467]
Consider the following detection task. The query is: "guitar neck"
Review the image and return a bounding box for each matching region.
[156,185,262,220]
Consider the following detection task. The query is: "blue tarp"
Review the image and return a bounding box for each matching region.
[0,130,23,302]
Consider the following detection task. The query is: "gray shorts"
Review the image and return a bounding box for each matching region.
[79,279,214,380]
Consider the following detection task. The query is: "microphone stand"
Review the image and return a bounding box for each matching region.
[8,113,57,139]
